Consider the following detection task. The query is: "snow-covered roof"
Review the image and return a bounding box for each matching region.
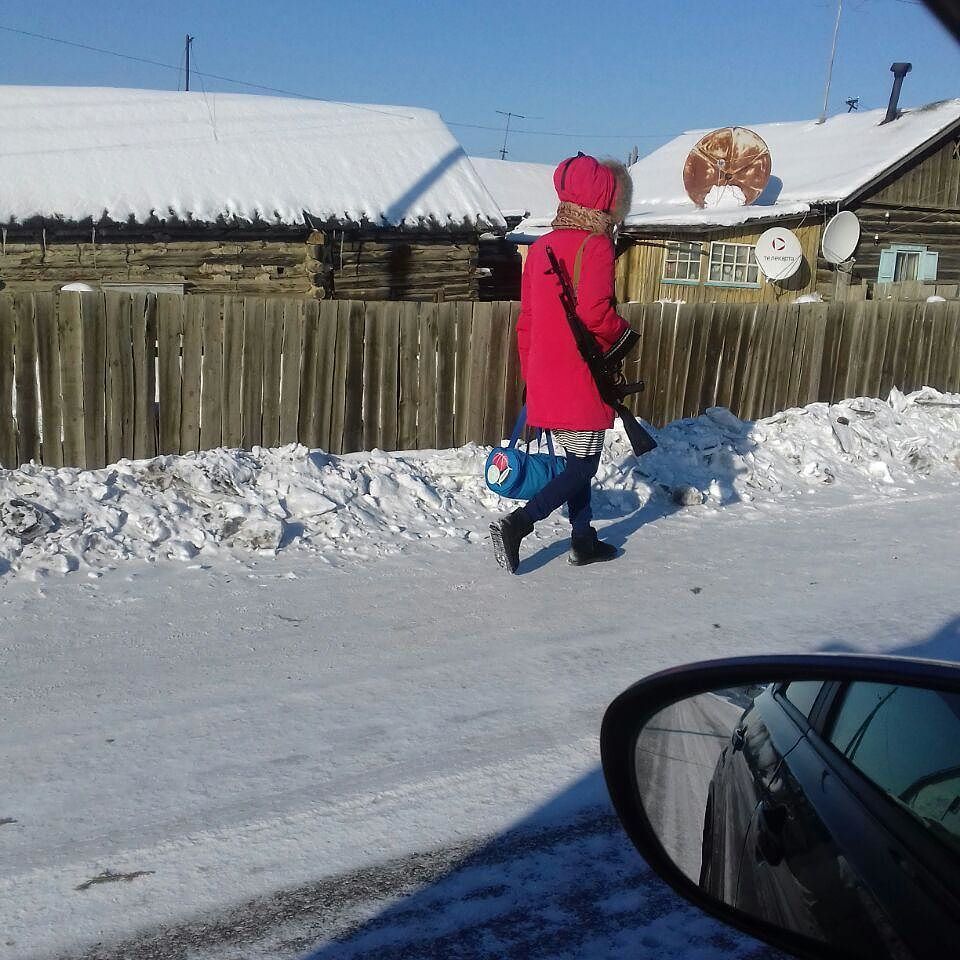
[468,157,558,220]
[0,86,505,230]
[621,99,960,231]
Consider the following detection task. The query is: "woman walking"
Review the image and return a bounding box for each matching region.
[490,153,633,574]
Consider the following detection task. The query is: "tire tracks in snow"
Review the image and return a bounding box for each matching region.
[59,809,776,960]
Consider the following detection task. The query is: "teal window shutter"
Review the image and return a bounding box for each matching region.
[920,250,939,282]
[877,248,897,283]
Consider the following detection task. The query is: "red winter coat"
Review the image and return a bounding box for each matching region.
[517,230,629,432]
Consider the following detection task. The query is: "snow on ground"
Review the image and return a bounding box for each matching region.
[0,387,957,581]
[2,388,960,959]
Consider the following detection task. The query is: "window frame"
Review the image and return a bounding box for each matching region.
[800,678,957,887]
[705,241,763,289]
[661,240,704,285]
[777,680,828,722]
[806,681,960,876]
[878,243,938,284]
[893,244,927,283]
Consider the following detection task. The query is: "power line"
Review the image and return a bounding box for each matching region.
[445,120,674,140]
[0,23,411,119]
[0,21,681,144]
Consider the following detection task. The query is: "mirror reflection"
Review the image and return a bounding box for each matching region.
[634,679,960,960]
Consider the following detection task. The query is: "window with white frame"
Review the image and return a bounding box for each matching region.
[708,242,761,286]
[662,241,703,282]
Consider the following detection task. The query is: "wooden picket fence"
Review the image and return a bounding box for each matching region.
[840,279,960,302]
[0,291,958,470]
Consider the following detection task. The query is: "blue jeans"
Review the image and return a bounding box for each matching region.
[523,452,602,535]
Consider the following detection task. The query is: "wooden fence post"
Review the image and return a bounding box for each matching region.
[0,296,17,467]
[200,294,225,451]
[34,292,64,468]
[181,295,203,454]
[278,298,304,447]
[81,291,107,468]
[13,293,40,465]
[435,301,457,449]
[241,296,266,449]
[397,301,421,451]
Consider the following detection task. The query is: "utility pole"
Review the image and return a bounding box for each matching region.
[816,0,842,124]
[185,34,194,91]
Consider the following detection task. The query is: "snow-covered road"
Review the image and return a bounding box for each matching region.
[2,389,959,958]
[3,480,959,959]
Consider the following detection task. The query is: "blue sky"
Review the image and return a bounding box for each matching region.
[0,0,956,165]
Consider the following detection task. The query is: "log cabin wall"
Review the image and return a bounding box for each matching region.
[616,220,822,304]
[0,226,313,296]
[0,225,486,301]
[309,229,480,301]
[818,133,960,297]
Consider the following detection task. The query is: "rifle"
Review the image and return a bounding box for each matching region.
[544,245,658,457]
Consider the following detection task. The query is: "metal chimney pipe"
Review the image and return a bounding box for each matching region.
[881,62,912,124]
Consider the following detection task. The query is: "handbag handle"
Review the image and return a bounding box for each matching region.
[507,405,529,448]
[536,428,557,458]
[508,406,557,458]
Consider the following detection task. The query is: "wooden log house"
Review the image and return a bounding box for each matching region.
[469,157,558,300]
[614,95,960,304]
[0,86,505,301]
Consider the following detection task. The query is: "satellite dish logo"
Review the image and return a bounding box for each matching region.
[771,237,786,252]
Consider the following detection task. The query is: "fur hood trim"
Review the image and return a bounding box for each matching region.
[601,159,633,223]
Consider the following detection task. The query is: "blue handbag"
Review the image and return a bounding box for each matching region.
[484,406,567,500]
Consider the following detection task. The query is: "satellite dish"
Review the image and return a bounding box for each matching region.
[755,227,804,281]
[821,211,861,264]
[683,127,772,209]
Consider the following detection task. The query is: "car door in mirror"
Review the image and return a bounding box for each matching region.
[603,658,960,960]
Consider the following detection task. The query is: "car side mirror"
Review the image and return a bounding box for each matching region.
[600,655,960,960]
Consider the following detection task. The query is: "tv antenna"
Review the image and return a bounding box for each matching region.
[817,0,843,123]
[495,110,540,160]
[845,97,859,112]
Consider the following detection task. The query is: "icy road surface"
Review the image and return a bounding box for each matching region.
[3,486,958,960]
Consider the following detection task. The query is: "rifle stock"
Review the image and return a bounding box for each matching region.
[544,245,658,457]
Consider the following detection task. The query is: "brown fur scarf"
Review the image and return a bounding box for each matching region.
[550,159,633,235]
[551,201,616,236]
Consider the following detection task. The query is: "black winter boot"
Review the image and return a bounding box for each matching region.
[489,508,534,574]
[568,528,618,566]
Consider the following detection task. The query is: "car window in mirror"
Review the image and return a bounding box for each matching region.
[781,680,824,718]
[826,682,960,852]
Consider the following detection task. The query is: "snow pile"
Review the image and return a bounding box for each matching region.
[0,388,957,579]
[702,184,747,210]
[608,387,960,507]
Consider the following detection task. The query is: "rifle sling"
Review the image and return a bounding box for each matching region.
[571,233,598,293]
